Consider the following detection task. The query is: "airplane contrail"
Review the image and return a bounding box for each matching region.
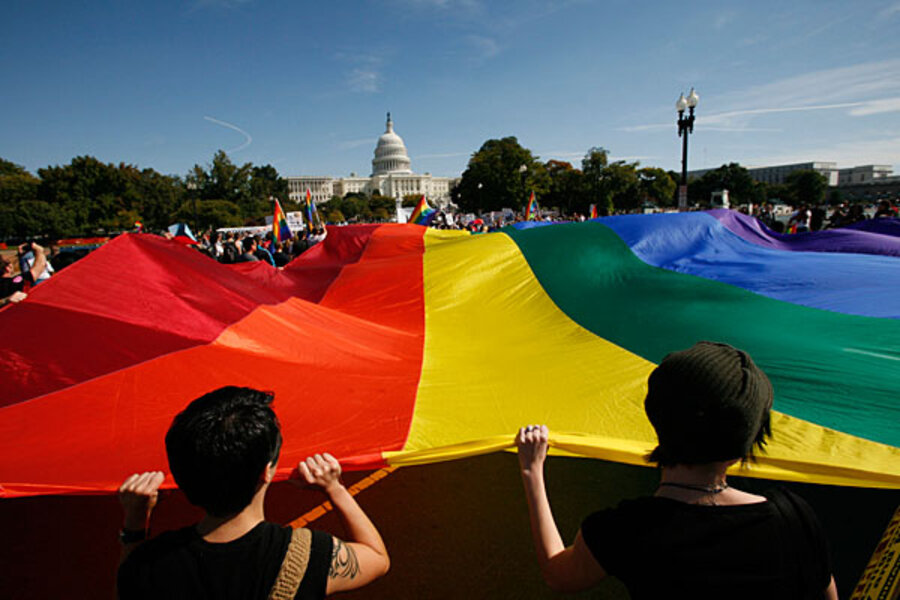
[203,116,253,153]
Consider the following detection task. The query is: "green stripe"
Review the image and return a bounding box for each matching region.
[504,222,900,447]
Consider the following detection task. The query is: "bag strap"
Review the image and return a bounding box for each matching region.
[268,527,313,600]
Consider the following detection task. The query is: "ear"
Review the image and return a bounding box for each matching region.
[263,461,277,484]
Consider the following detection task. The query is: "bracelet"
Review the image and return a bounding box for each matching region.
[119,528,148,544]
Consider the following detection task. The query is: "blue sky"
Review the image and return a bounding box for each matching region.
[3,0,900,179]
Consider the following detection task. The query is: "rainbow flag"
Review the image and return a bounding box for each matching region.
[409,195,436,226]
[272,199,292,242]
[589,204,598,219]
[305,189,317,232]
[1,209,898,497]
[525,191,538,221]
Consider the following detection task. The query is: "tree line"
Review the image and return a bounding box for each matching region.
[1,139,832,240]
[452,137,831,215]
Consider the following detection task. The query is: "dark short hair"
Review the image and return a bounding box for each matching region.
[644,342,773,466]
[165,386,282,516]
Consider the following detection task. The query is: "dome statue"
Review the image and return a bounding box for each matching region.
[372,112,412,176]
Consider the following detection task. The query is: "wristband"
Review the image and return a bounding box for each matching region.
[119,528,148,544]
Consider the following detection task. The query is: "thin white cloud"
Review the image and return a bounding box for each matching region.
[467,35,500,60]
[624,59,900,133]
[713,10,737,30]
[203,116,252,153]
[418,151,471,159]
[746,135,900,169]
[347,68,381,93]
[878,2,900,18]
[337,138,373,150]
[848,97,900,116]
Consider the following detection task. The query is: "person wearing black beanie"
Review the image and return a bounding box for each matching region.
[516,341,836,599]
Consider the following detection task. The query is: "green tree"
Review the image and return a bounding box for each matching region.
[402,194,422,208]
[455,137,549,213]
[785,170,828,206]
[369,194,396,215]
[603,161,641,212]
[689,162,761,206]
[639,167,677,208]
[544,160,586,215]
[250,164,291,210]
[326,209,345,223]
[186,151,256,222]
[581,147,613,215]
[174,199,243,230]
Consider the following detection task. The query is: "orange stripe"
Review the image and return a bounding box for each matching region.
[288,467,397,528]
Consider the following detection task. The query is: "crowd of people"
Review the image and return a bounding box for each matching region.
[750,199,898,233]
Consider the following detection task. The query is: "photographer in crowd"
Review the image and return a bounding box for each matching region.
[1,242,49,307]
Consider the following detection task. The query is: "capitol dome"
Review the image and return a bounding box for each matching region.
[372,113,412,176]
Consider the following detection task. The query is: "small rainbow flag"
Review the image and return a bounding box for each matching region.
[273,199,292,242]
[525,191,538,221]
[589,204,598,219]
[409,195,437,226]
[305,189,318,232]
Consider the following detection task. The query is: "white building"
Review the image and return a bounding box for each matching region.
[287,114,459,213]
[837,165,893,186]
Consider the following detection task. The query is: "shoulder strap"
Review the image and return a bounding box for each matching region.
[268,527,313,600]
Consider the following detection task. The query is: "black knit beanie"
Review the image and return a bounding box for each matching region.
[644,341,774,466]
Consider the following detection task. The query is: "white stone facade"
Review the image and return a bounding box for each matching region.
[837,165,893,186]
[287,114,459,209]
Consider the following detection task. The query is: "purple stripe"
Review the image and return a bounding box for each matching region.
[708,209,900,257]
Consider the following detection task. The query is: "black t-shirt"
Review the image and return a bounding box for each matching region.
[118,522,332,600]
[0,275,27,299]
[580,489,831,599]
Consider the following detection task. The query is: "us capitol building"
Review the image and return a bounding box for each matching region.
[287,113,459,212]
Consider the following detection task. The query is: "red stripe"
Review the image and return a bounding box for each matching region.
[0,225,426,497]
[0,228,380,408]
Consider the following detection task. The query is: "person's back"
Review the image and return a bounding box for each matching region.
[515,342,836,599]
[581,490,831,599]
[119,522,332,599]
[116,386,389,599]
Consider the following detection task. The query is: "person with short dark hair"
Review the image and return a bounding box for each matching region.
[516,341,836,599]
[117,386,389,599]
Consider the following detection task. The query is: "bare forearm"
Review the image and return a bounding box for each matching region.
[29,250,47,281]
[521,470,565,568]
[326,484,387,558]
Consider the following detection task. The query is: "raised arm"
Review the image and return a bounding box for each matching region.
[298,454,390,595]
[117,471,166,565]
[517,425,606,593]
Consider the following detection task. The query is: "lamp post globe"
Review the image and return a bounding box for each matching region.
[676,88,699,211]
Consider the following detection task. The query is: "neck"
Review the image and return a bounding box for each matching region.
[659,463,730,488]
[197,482,268,543]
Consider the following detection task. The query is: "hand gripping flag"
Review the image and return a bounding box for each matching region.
[409,195,437,226]
[273,199,292,242]
[525,191,538,221]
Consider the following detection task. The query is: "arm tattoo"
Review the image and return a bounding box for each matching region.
[329,538,360,580]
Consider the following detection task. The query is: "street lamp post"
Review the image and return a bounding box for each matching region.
[518,164,528,211]
[676,88,699,210]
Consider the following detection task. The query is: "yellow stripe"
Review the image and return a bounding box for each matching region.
[384,231,900,489]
